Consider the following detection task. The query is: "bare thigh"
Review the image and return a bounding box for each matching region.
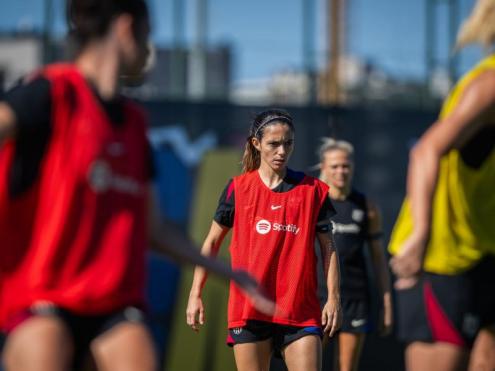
[2,316,73,371]
[334,332,365,371]
[283,335,321,371]
[469,325,495,371]
[91,322,157,371]
[405,341,469,371]
[233,339,273,371]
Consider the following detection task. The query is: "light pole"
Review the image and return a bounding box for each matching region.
[303,0,317,104]
[189,0,208,100]
[170,0,186,98]
[43,0,54,64]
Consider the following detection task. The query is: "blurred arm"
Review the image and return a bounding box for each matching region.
[0,103,16,142]
[317,230,340,304]
[317,230,341,336]
[148,185,232,277]
[149,185,275,315]
[390,70,495,285]
[407,70,495,243]
[367,200,392,333]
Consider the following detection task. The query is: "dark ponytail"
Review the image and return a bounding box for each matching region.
[242,140,261,173]
[241,109,294,173]
[67,0,148,49]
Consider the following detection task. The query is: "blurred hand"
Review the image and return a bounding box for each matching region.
[322,296,341,337]
[390,233,426,290]
[231,269,276,316]
[186,295,205,332]
[394,276,420,290]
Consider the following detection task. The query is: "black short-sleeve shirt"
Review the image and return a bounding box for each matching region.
[214,169,336,232]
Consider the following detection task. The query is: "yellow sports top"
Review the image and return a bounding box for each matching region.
[388,54,495,275]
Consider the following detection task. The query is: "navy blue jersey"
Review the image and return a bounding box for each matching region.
[317,189,370,302]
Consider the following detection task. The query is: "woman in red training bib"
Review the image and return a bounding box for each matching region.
[0,1,273,369]
[187,109,342,371]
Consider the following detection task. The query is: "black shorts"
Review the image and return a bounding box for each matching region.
[339,298,372,334]
[396,256,495,348]
[6,303,147,370]
[0,331,5,352]
[226,320,323,358]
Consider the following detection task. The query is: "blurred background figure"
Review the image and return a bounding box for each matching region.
[0,0,272,370]
[389,0,495,370]
[317,138,392,371]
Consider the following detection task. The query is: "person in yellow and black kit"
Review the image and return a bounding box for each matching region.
[389,1,495,370]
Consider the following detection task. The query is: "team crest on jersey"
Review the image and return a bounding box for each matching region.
[232,327,243,335]
[88,160,112,193]
[352,209,364,222]
[88,159,143,196]
[106,142,126,157]
[256,219,272,235]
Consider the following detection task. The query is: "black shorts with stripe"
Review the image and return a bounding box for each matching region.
[396,256,495,348]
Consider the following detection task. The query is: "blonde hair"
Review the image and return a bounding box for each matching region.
[317,137,354,163]
[456,0,495,50]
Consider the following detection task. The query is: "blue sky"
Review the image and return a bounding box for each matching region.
[0,0,484,83]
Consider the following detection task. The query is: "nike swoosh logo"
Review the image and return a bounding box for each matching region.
[271,205,282,210]
[351,319,367,327]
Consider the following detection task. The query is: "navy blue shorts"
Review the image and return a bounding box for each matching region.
[0,331,5,352]
[339,298,372,334]
[227,320,322,358]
